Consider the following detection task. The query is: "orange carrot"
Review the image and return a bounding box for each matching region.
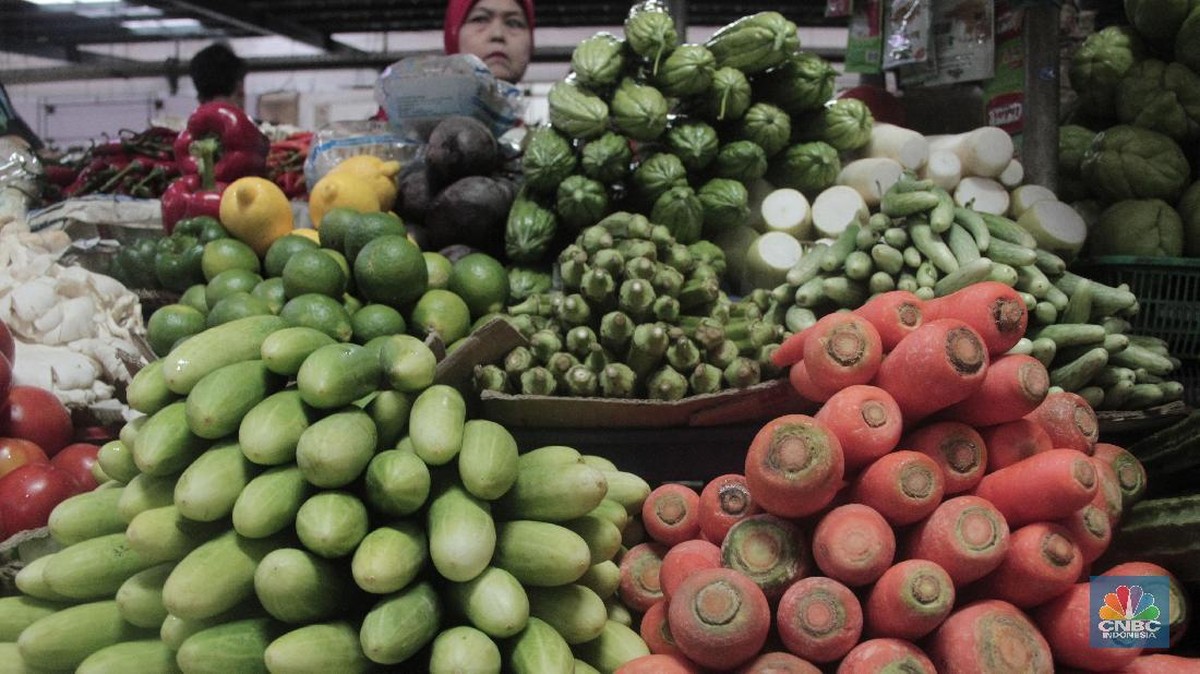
[925,281,1028,355]
[1024,390,1099,455]
[850,450,945,526]
[980,418,1053,473]
[802,313,884,391]
[863,559,956,640]
[721,514,809,601]
[929,599,1054,674]
[618,541,668,613]
[787,359,836,403]
[1032,582,1142,671]
[814,385,903,472]
[735,651,822,674]
[744,414,844,519]
[614,653,703,674]
[776,576,863,663]
[773,322,816,368]
[836,638,936,674]
[1058,503,1112,565]
[906,495,1010,586]
[1091,442,1147,511]
[870,318,990,422]
[1102,562,1191,648]
[852,290,926,351]
[811,503,896,587]
[971,522,1083,608]
[642,483,701,546]
[659,538,722,602]
[639,600,682,657]
[1108,655,1200,674]
[697,473,761,545]
[668,567,772,671]
[939,354,1049,427]
[1089,456,1124,524]
[903,420,988,494]
[973,448,1099,528]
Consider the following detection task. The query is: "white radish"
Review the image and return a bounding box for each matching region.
[712,224,761,294]
[927,127,1015,178]
[865,123,929,170]
[998,159,1024,188]
[837,157,904,208]
[1018,200,1088,258]
[919,150,963,192]
[954,176,1010,215]
[1008,184,1057,219]
[743,231,804,290]
[758,188,813,239]
[810,185,869,239]
[744,178,776,230]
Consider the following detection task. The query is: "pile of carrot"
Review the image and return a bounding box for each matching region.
[614,285,1196,673]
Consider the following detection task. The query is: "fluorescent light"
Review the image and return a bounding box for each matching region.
[75,4,161,18]
[121,17,202,33]
[25,0,120,5]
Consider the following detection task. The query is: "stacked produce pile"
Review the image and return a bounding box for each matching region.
[0,312,661,672]
[40,128,182,202]
[608,283,1197,672]
[1062,1,1200,257]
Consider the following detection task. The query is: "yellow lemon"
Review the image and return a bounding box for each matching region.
[329,156,401,209]
[218,177,295,256]
[308,172,382,228]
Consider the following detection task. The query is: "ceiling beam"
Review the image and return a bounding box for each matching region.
[0,38,145,68]
[138,0,364,54]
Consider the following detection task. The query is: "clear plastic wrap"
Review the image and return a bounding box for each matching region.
[302,120,422,191]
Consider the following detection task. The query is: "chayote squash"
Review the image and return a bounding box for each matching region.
[765,141,841,197]
[548,79,610,141]
[571,33,627,90]
[665,121,720,172]
[508,265,554,302]
[1179,180,1200,256]
[712,140,768,183]
[1115,59,1200,143]
[556,175,610,231]
[1080,125,1192,203]
[737,102,792,157]
[799,98,874,152]
[1069,25,1146,114]
[1177,5,1200,77]
[697,178,750,233]
[580,132,633,184]
[753,51,837,116]
[505,194,559,263]
[1125,0,1193,47]
[655,44,717,97]
[610,78,669,142]
[1059,125,1098,203]
[624,0,680,74]
[705,11,800,75]
[1089,198,1184,257]
[699,67,752,122]
[522,125,578,195]
[651,185,705,244]
[632,152,689,203]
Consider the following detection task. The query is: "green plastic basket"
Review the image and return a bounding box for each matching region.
[1073,256,1200,360]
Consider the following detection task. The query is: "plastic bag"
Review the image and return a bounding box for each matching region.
[302,120,421,191]
[375,54,525,142]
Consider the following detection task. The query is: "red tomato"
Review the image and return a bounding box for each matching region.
[1,386,74,458]
[0,463,81,533]
[0,321,13,365]
[51,442,100,491]
[0,352,11,403]
[0,437,49,480]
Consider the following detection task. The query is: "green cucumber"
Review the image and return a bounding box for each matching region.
[578,560,622,599]
[185,359,279,440]
[174,440,259,522]
[564,514,623,565]
[162,315,286,394]
[507,616,574,674]
[495,461,609,523]
[429,626,502,674]
[16,600,154,671]
[378,333,438,392]
[525,584,608,644]
[934,257,993,297]
[162,529,285,621]
[979,212,1037,248]
[984,237,1037,267]
[1034,323,1106,348]
[363,447,431,517]
[910,223,958,274]
[115,562,174,629]
[518,445,582,468]
[238,390,314,466]
[1049,347,1109,392]
[296,342,382,410]
[366,389,411,451]
[232,464,312,539]
[572,620,652,673]
[76,639,180,674]
[177,617,287,674]
[428,480,497,583]
[493,520,592,587]
[599,470,651,515]
[294,491,370,559]
[351,522,428,595]
[295,407,378,488]
[13,554,73,602]
[945,223,981,265]
[360,581,442,666]
[132,401,210,477]
[48,486,126,546]
[254,547,348,624]
[0,596,63,642]
[97,438,139,485]
[117,473,176,523]
[42,533,162,600]
[126,359,178,416]
[260,326,336,376]
[159,601,264,652]
[124,505,224,564]
[410,384,468,466]
[263,621,372,673]
[458,419,520,501]
[446,566,530,639]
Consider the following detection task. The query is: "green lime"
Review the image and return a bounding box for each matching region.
[178,284,209,315]
[343,211,406,267]
[448,252,510,320]
[146,303,206,356]
[351,304,408,344]
[201,238,261,282]
[251,277,287,314]
[264,233,321,278]
[205,268,263,308]
[423,252,453,290]
[316,206,363,253]
[353,234,428,310]
[322,248,354,294]
[206,292,273,327]
[279,293,354,342]
[281,249,348,300]
[409,288,471,345]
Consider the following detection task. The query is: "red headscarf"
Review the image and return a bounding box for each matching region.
[443,0,536,56]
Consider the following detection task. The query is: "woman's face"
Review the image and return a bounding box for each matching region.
[457,0,532,83]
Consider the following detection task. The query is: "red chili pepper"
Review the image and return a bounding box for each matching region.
[173,102,269,183]
[161,139,227,234]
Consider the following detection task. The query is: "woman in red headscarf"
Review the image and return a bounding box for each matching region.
[444,0,537,84]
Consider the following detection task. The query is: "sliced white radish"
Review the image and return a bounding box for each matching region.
[810,185,869,239]
[953,176,1010,215]
[919,149,963,192]
[865,123,929,170]
[998,159,1024,188]
[744,177,776,230]
[758,187,813,239]
[837,157,904,208]
[744,231,804,290]
[712,224,762,294]
[1019,200,1088,257]
[1008,184,1057,219]
[927,127,1015,179]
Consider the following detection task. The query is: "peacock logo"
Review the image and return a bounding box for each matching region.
[1091,579,1168,648]
[1098,585,1160,622]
